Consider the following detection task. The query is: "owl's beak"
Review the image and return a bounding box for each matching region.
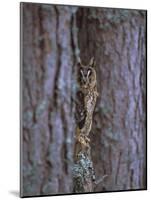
[83,84,87,88]
[83,77,87,84]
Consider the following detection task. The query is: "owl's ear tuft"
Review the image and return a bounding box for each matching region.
[77,62,82,68]
[89,57,96,68]
[77,58,83,68]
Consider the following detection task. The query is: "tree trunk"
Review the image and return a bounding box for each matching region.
[77,8,146,191]
[21,3,78,196]
[21,3,146,197]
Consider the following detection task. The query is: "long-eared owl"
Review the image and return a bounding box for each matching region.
[76,57,98,135]
[74,57,98,160]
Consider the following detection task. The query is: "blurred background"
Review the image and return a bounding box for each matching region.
[21,3,146,197]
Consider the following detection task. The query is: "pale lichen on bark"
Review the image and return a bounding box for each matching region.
[73,153,95,193]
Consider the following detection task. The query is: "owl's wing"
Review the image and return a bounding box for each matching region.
[75,91,87,129]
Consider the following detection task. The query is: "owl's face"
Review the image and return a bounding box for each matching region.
[77,58,96,89]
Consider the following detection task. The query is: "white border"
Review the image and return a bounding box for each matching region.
[0,0,149,199]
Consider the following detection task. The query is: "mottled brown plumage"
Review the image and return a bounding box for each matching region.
[74,57,98,161]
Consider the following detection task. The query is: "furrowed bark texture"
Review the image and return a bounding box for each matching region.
[77,8,146,191]
[21,3,146,196]
[21,4,77,196]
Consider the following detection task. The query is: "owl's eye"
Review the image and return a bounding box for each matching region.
[79,68,84,76]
